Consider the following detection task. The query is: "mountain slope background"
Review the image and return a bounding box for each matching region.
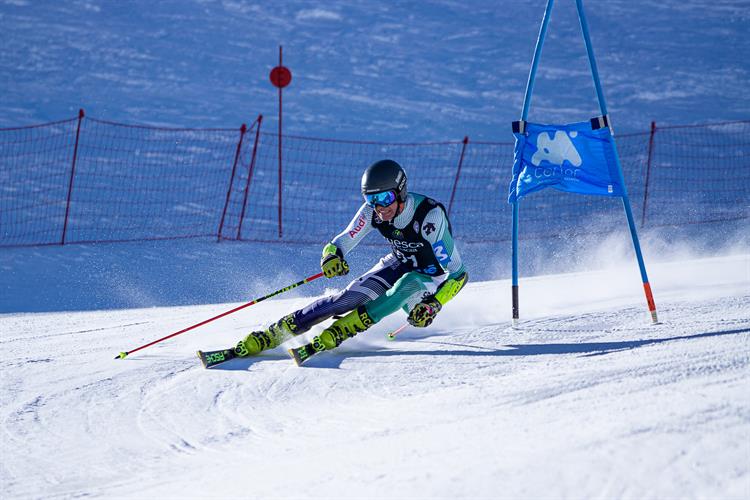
[2,0,748,140]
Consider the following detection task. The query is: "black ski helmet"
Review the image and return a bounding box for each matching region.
[361,159,408,203]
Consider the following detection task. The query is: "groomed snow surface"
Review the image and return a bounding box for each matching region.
[1,248,748,499]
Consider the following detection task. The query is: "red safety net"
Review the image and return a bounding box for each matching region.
[0,114,747,248]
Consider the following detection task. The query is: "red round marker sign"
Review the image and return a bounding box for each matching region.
[270,66,292,88]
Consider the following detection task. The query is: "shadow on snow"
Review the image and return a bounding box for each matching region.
[391,327,750,359]
[208,327,749,370]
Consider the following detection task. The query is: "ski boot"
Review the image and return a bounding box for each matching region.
[234,313,299,357]
[289,306,373,365]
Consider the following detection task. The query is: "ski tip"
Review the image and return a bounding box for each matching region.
[288,348,305,366]
[287,348,300,366]
[115,352,128,360]
[196,351,208,368]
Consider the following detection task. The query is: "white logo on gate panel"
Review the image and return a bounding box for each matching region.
[531,131,582,167]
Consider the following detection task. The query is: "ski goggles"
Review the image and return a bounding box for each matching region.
[364,190,397,208]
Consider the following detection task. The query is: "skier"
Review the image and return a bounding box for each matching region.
[234,159,468,365]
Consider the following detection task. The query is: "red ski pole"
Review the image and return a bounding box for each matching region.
[115,272,324,359]
[386,324,407,340]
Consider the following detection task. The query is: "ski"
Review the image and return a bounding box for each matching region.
[198,343,318,368]
[196,348,238,369]
[288,343,318,366]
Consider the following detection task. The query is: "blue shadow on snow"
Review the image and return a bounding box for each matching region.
[205,327,749,370]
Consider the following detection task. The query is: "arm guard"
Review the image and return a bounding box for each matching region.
[434,271,468,306]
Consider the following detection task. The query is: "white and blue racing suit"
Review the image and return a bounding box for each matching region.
[290,192,467,331]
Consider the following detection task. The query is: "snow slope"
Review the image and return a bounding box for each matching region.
[2,0,749,139]
[1,253,748,499]
[2,1,749,498]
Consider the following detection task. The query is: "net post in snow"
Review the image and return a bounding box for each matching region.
[270,45,292,240]
[237,114,264,240]
[61,108,85,246]
[217,122,247,242]
[508,0,658,326]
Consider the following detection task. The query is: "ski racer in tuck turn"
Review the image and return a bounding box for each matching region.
[236,159,468,365]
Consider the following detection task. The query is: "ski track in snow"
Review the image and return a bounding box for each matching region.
[1,254,749,498]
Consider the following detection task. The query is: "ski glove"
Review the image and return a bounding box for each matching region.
[320,243,349,278]
[408,295,442,328]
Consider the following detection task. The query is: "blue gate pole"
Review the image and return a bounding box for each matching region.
[512,0,555,327]
[575,0,658,323]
